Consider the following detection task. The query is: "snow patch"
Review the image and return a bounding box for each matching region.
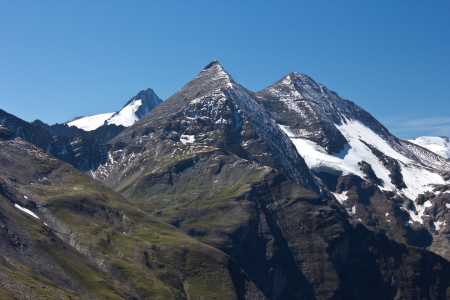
[434,220,444,230]
[279,119,448,225]
[331,191,348,204]
[14,203,39,219]
[403,203,429,225]
[180,135,195,144]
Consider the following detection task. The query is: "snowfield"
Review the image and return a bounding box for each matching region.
[107,99,142,127]
[67,112,115,131]
[408,136,450,159]
[67,99,143,131]
[279,119,446,201]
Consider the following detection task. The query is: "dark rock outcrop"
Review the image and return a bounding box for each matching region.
[1,109,110,173]
[32,119,126,143]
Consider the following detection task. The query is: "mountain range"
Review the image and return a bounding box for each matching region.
[1,60,449,299]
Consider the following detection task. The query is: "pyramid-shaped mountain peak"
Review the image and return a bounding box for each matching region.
[112,61,239,142]
[203,59,221,70]
[153,60,238,109]
[284,71,318,86]
[198,60,235,85]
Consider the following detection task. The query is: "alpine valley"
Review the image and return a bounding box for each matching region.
[1,60,450,300]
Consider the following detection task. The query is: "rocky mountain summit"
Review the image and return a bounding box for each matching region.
[100,60,318,192]
[1,61,450,299]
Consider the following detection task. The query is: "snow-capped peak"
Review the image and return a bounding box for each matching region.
[66,88,162,131]
[107,99,143,127]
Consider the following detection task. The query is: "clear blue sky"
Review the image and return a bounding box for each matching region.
[1,1,449,139]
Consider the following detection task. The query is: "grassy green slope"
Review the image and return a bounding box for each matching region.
[0,135,265,300]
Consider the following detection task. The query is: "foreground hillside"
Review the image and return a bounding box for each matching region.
[0,126,264,299]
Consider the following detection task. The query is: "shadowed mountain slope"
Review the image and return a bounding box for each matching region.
[1,109,110,173]
[32,118,125,143]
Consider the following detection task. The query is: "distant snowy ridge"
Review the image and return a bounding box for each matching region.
[66,88,162,131]
[67,112,115,131]
[407,136,450,159]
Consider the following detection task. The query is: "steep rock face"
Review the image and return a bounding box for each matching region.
[32,119,126,143]
[0,130,265,299]
[0,109,53,150]
[101,131,450,299]
[256,71,450,261]
[46,135,111,173]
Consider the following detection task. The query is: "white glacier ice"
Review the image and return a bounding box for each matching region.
[67,112,115,131]
[408,136,450,159]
